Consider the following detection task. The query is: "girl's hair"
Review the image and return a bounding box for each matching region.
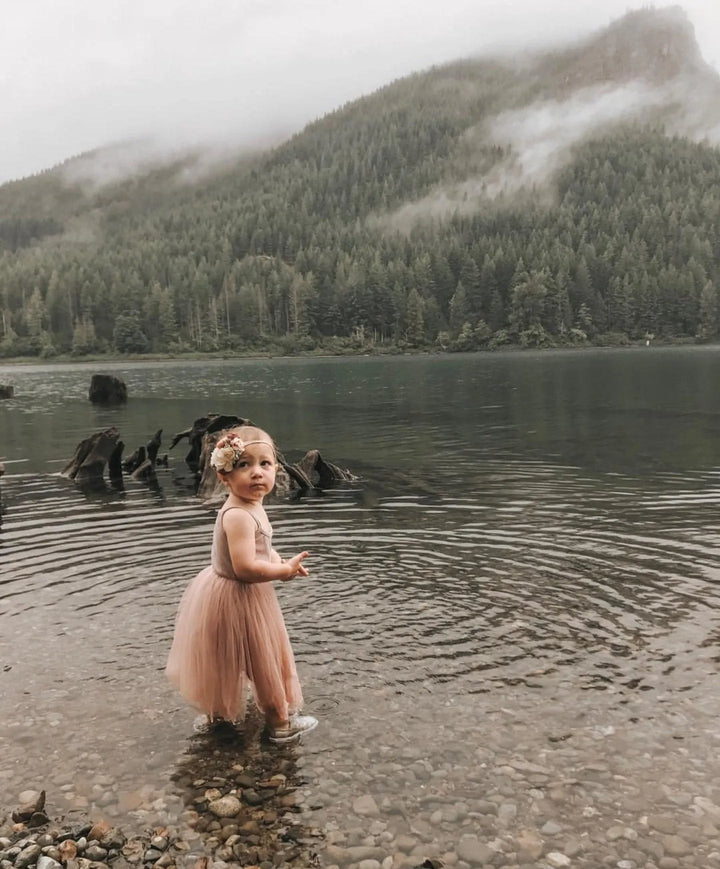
[227,425,276,453]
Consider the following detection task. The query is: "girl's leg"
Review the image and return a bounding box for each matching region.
[264,707,288,730]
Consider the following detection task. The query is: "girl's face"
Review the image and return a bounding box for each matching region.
[219,441,277,503]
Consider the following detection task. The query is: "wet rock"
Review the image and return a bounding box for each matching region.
[0,385,14,399]
[345,846,386,862]
[353,796,380,817]
[647,815,677,835]
[59,840,78,861]
[540,820,562,836]
[662,835,691,857]
[87,822,111,843]
[28,813,50,828]
[121,841,145,863]
[241,790,263,806]
[15,844,42,868]
[515,829,543,861]
[12,791,46,823]
[208,797,241,819]
[100,831,126,851]
[456,835,495,865]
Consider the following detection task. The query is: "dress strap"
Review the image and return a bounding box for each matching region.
[222,505,270,537]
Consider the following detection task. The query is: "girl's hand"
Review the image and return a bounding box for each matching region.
[284,551,309,580]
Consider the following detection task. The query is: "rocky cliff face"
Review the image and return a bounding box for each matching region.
[531,6,717,94]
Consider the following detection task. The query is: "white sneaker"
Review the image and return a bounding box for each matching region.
[193,714,210,733]
[268,713,318,744]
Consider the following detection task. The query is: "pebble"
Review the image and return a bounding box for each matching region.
[208,797,241,819]
[353,795,380,817]
[456,834,495,865]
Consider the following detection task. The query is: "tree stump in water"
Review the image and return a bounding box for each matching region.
[188,421,357,502]
[170,414,252,471]
[89,374,127,404]
[62,428,124,481]
[296,449,356,488]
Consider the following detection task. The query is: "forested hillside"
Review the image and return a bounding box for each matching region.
[1,6,720,357]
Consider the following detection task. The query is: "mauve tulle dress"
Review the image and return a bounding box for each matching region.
[166,503,302,722]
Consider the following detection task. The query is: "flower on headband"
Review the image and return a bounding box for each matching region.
[210,435,246,473]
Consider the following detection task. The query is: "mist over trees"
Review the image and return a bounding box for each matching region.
[1,9,719,358]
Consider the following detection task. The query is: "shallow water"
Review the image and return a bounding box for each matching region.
[2,350,720,865]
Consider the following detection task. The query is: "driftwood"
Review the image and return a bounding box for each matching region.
[0,384,14,399]
[62,428,123,481]
[89,373,127,405]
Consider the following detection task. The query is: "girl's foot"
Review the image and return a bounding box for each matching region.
[267,713,318,744]
[193,714,242,732]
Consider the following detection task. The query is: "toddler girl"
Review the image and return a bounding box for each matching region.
[166,425,317,743]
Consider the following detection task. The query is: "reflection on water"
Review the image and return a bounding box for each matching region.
[2,350,720,864]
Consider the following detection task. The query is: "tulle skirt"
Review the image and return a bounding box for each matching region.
[166,566,302,722]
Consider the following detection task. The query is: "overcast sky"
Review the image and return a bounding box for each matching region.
[1,1,718,185]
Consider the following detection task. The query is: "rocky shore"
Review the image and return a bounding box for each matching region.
[6,727,720,869]
[0,724,324,869]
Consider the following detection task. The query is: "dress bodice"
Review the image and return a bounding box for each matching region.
[211,503,272,580]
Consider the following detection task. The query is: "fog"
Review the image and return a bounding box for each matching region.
[1,1,719,185]
[378,69,720,231]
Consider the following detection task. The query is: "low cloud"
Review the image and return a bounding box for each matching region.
[378,73,720,231]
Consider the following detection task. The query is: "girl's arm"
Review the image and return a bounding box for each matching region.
[224,511,309,583]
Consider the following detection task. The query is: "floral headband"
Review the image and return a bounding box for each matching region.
[210,435,275,473]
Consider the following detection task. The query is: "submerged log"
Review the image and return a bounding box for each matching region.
[62,428,122,481]
[89,374,127,405]
[0,384,14,399]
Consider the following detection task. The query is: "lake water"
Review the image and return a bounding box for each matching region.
[2,349,720,867]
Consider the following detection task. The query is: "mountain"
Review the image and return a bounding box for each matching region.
[1,5,719,357]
